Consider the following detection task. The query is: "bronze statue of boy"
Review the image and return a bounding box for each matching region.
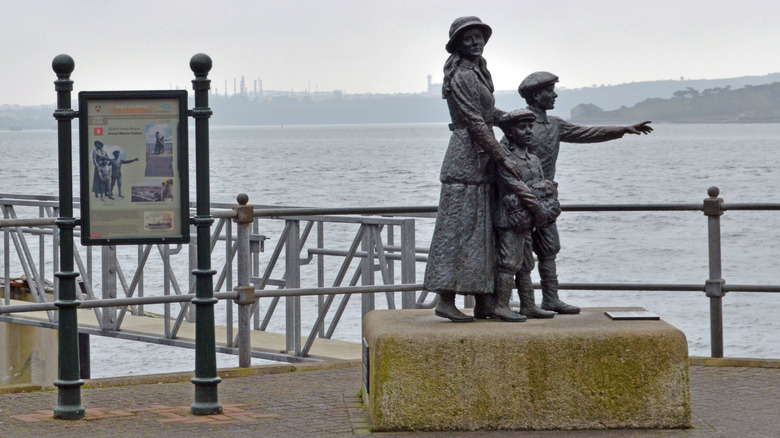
[519,71,653,314]
[494,109,560,319]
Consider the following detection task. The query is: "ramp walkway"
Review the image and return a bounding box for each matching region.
[3,298,361,362]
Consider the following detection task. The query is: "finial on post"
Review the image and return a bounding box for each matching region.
[52,54,75,78]
[190,53,212,77]
[703,186,723,217]
[234,194,252,224]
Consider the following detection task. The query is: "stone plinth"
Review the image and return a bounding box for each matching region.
[1,321,58,386]
[362,308,690,431]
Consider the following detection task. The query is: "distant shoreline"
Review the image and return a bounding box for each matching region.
[6,119,780,132]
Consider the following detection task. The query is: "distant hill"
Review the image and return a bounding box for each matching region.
[0,105,55,130]
[547,73,780,117]
[199,72,780,125]
[3,73,780,128]
[570,82,780,123]
[208,93,446,125]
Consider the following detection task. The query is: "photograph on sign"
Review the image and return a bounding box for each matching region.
[79,91,189,245]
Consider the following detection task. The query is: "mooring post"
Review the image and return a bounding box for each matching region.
[189,53,222,415]
[703,186,725,358]
[52,54,85,420]
[233,194,254,367]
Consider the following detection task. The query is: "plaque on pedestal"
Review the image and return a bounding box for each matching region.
[605,310,660,320]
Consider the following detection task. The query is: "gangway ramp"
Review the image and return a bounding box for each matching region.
[2,299,362,362]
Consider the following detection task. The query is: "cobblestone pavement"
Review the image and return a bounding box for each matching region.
[0,363,777,437]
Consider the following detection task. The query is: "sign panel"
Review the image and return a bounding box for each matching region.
[79,91,189,245]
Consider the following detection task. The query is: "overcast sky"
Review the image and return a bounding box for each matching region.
[3,0,779,106]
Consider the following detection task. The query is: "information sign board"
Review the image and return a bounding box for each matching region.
[78,91,189,245]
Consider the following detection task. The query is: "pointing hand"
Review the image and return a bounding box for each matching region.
[625,121,653,135]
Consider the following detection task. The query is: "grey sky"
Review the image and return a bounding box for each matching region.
[3,0,778,106]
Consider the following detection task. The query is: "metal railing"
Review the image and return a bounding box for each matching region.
[0,193,432,364]
[2,187,780,367]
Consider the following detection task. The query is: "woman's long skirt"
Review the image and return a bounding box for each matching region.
[423,182,494,295]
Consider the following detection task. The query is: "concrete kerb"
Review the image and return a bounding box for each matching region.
[3,356,777,395]
[0,383,45,395]
[0,359,362,393]
[689,356,780,368]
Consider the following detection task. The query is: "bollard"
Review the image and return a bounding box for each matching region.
[52,54,85,420]
[233,194,254,367]
[189,53,222,416]
[703,186,725,358]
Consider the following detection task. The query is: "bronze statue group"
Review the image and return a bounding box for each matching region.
[91,141,139,201]
[425,17,653,322]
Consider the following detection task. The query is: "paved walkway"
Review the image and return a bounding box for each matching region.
[0,360,777,438]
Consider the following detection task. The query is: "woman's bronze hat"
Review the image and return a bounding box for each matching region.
[446,16,492,54]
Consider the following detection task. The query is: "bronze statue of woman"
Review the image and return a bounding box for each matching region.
[423,16,525,322]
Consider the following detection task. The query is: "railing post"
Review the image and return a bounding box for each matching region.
[703,186,725,358]
[187,223,196,322]
[51,54,85,420]
[39,206,45,281]
[225,219,233,345]
[136,245,144,316]
[101,246,117,329]
[53,206,59,309]
[189,53,222,416]
[3,220,9,305]
[400,219,416,309]
[361,225,375,317]
[316,221,325,337]
[285,219,301,355]
[163,244,171,338]
[233,194,254,367]
[252,218,261,330]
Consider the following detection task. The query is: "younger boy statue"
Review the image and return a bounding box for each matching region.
[494,109,560,319]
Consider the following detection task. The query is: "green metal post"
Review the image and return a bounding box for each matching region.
[52,54,85,420]
[189,53,222,415]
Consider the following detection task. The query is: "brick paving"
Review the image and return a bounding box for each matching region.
[0,362,777,437]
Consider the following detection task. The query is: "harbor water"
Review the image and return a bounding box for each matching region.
[1,122,778,377]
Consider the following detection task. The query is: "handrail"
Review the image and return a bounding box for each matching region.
[0,283,424,314]
[5,201,780,229]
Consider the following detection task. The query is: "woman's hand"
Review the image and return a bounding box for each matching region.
[533,209,548,230]
[501,157,524,180]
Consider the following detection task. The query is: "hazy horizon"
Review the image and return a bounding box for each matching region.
[3,1,779,106]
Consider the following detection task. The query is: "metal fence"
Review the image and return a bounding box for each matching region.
[2,187,779,367]
[0,193,430,364]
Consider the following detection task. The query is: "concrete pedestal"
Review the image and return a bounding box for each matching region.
[362,308,690,431]
[1,321,58,387]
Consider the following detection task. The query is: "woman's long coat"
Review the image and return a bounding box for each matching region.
[423,58,506,295]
